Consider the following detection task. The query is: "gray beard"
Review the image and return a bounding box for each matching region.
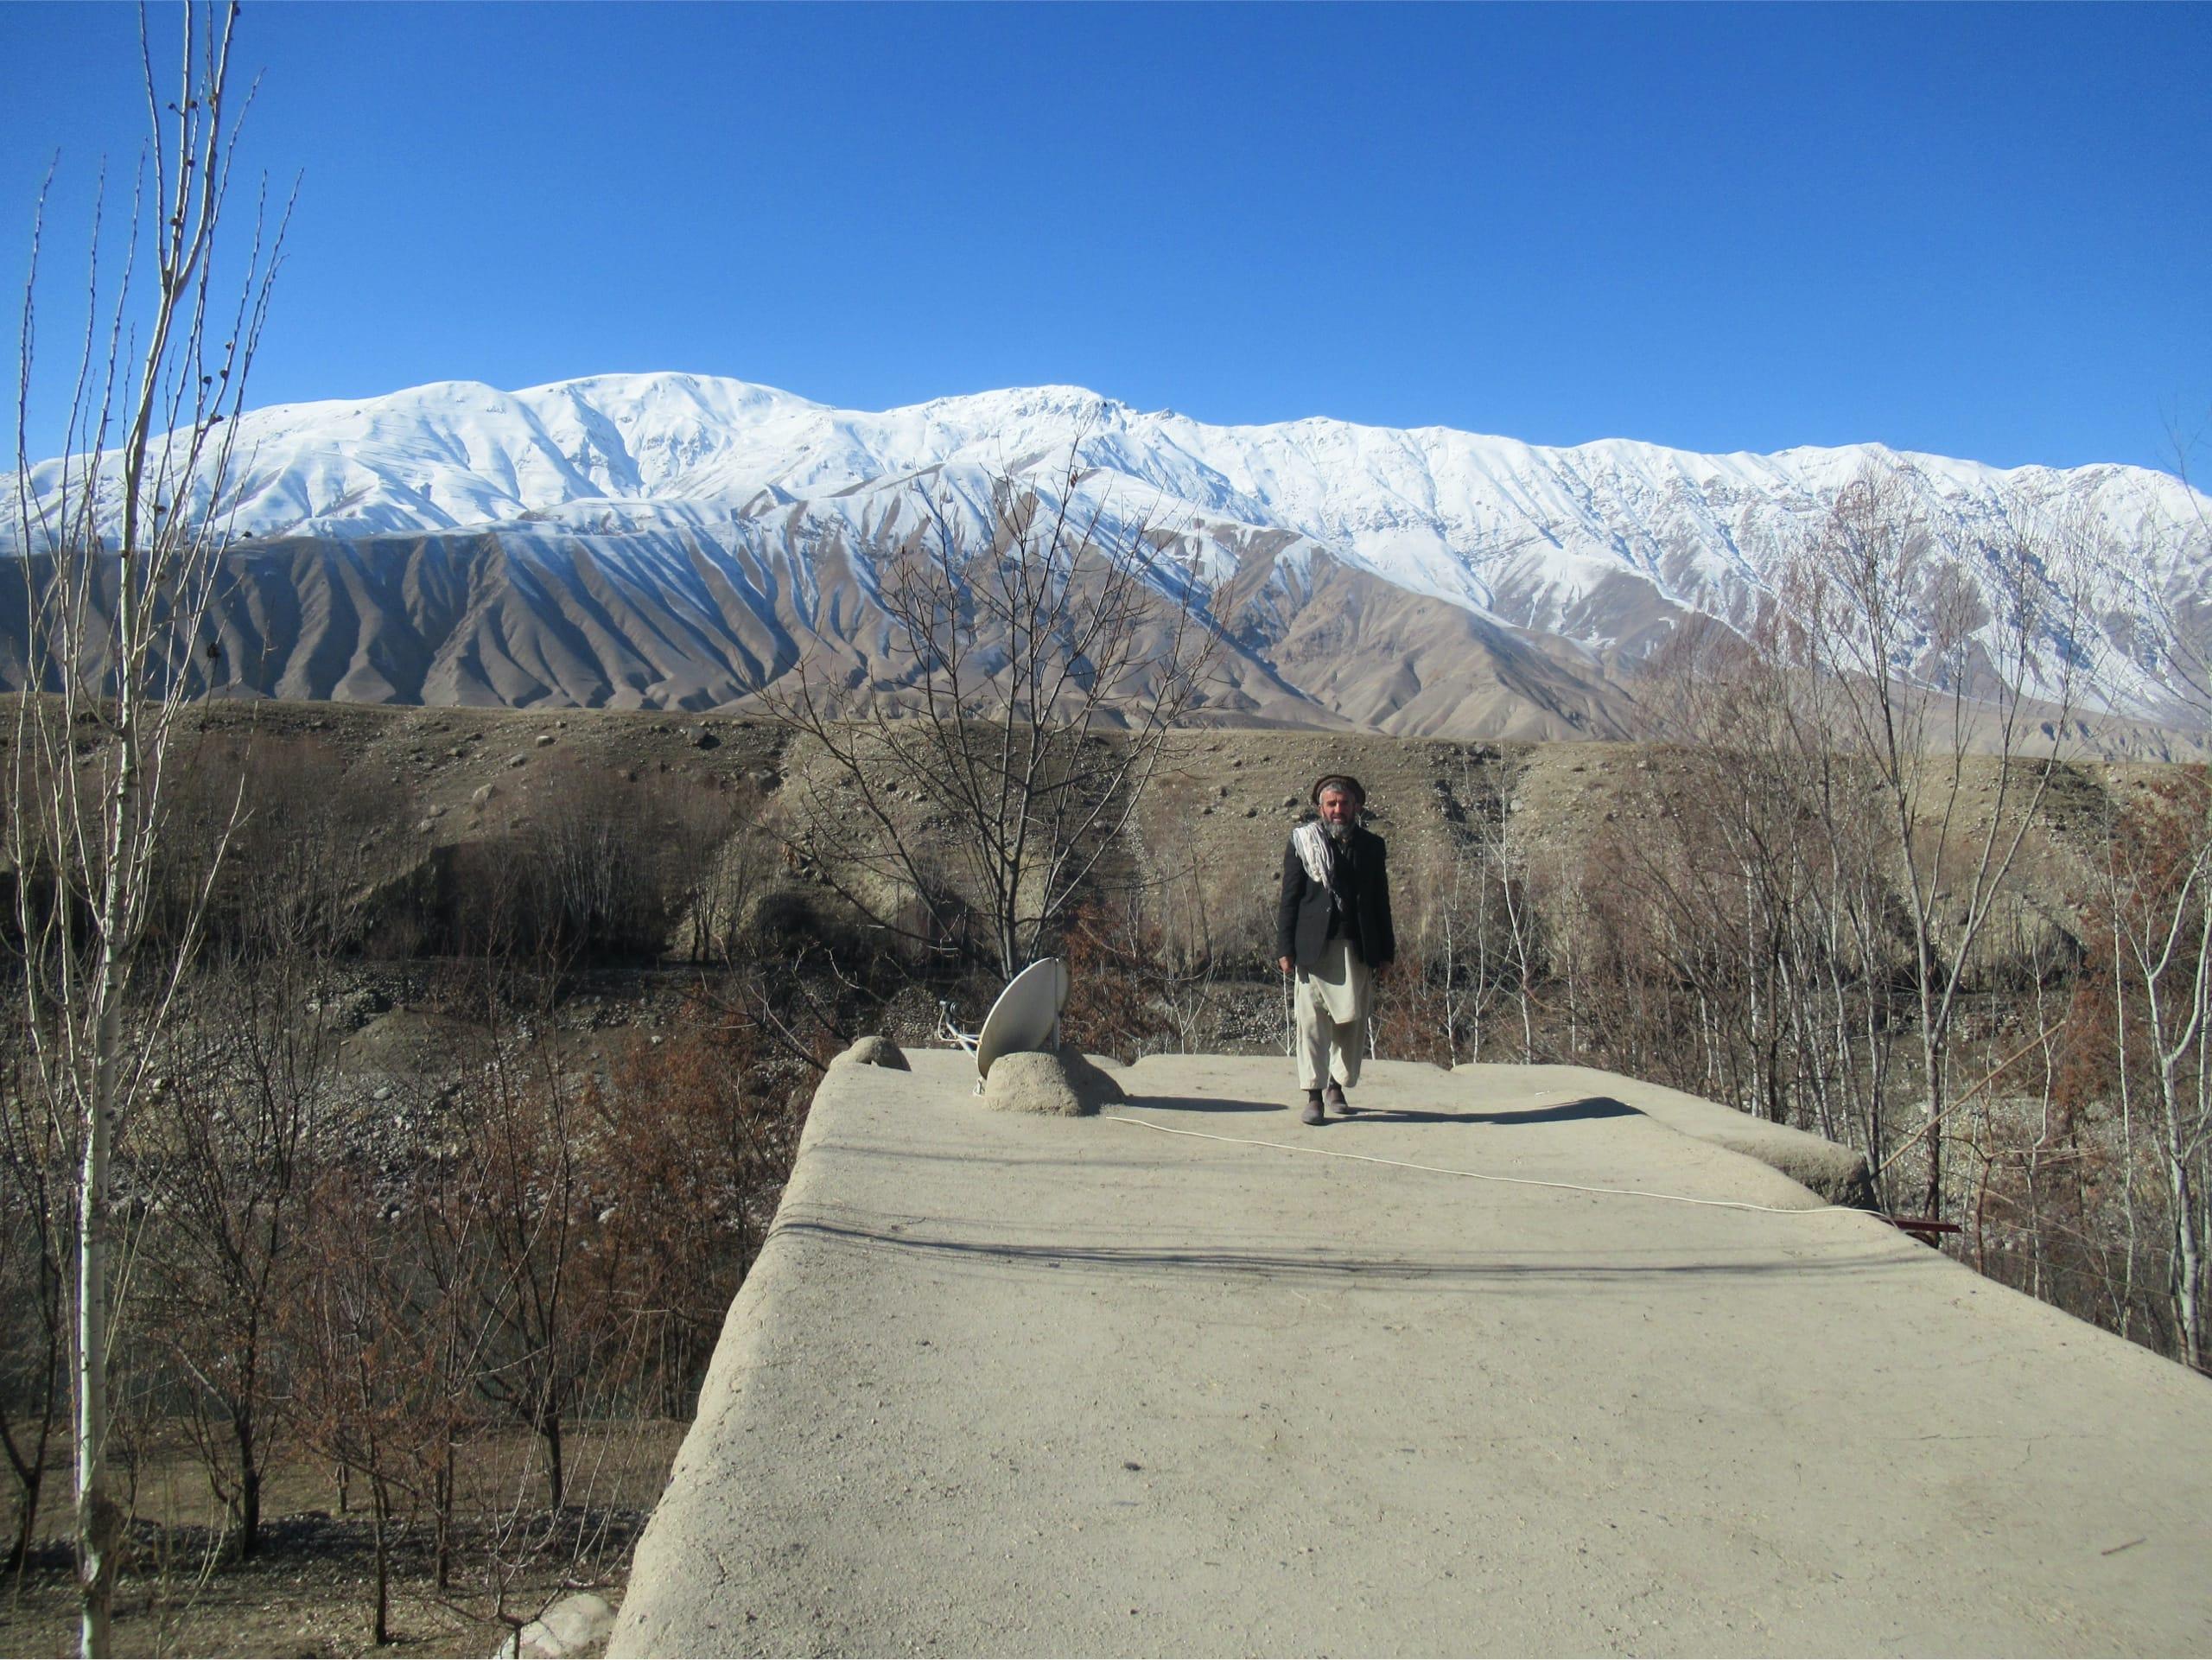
[1324,820,1352,844]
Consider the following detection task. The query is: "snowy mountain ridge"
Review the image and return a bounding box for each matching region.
[8,372,2210,732]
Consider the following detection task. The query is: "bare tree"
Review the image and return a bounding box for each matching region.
[5,7,288,1648]
[288,1161,430,1650]
[1389,748,1522,1065]
[1629,623,1904,1165]
[1778,463,2089,1221]
[460,1021,597,1513]
[760,455,1219,979]
[1452,756,1542,1061]
[2069,452,2212,1365]
[1059,877,1225,1060]
[679,779,767,963]
[142,950,331,1561]
[2064,777,2212,1366]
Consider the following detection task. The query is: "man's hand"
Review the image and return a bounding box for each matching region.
[1278,956,1293,976]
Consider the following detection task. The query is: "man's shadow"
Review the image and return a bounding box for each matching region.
[1342,1096,1641,1127]
[1127,1094,1641,1126]
[1129,1093,1283,1115]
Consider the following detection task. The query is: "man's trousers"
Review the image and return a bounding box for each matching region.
[1294,936,1370,1091]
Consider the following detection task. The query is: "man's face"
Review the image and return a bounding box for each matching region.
[1319,787,1356,827]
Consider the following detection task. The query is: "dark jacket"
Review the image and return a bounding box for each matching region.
[1277,824,1396,971]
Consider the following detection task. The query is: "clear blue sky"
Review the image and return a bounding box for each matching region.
[3,2,2207,473]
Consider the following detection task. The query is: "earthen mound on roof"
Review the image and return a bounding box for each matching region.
[982,1048,1125,1116]
[833,1034,909,1070]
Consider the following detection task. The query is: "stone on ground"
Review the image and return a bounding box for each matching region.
[496,1592,615,1658]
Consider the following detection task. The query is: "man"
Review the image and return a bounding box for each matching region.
[1276,773,1395,1125]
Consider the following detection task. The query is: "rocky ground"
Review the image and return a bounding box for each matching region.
[179,696,789,841]
[47,696,2168,934]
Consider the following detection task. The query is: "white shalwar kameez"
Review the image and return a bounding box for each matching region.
[1294,935,1370,1091]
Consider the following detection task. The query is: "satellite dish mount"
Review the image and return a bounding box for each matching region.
[935,957,1071,1094]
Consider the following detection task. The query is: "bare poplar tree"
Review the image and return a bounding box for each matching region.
[2083,462,2212,1365]
[761,455,1218,979]
[1631,620,1904,1167]
[1426,748,1526,1064]
[2082,778,2212,1365]
[1781,463,2089,1222]
[5,6,288,1649]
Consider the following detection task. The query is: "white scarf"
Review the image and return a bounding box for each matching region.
[1292,820,1336,889]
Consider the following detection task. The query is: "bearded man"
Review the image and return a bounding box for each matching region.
[1275,773,1396,1125]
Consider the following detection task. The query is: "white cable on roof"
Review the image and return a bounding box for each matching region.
[1101,1112,1868,1218]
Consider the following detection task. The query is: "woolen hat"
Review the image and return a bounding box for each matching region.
[1309,773,1366,806]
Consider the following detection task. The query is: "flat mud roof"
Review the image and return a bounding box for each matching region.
[613,1052,2212,1657]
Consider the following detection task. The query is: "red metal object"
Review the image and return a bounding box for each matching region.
[1884,1215,1963,1238]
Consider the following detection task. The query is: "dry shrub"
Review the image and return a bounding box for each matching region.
[1060,900,1184,1060]
[269,1000,812,1642]
[582,1011,807,1415]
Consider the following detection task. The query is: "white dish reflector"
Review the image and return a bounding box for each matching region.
[974,957,1071,1081]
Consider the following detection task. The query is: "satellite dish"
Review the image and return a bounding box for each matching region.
[973,957,1070,1082]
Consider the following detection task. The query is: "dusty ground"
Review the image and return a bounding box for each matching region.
[0,1423,682,1659]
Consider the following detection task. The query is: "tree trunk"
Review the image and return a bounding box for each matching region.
[5,1464,40,1575]
[77,951,125,1659]
[1,1351,56,1574]
[434,1428,454,1591]
[238,1450,261,1561]
[1919,1014,1944,1223]
[543,1409,564,1511]
[370,1475,391,1647]
[2168,1148,2203,1370]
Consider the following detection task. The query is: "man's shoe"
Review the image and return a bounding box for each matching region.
[1325,1083,1352,1116]
[1300,1094,1325,1126]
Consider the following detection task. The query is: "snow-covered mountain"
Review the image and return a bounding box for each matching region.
[7,372,2209,737]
